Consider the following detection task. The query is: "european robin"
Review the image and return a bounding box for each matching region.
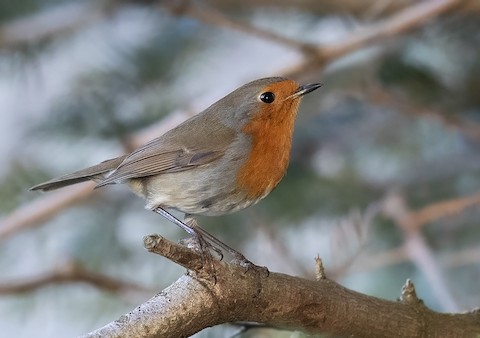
[31,77,321,261]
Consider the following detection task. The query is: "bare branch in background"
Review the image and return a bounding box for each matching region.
[160,1,317,54]
[409,192,480,229]
[284,0,463,78]
[327,203,380,279]
[382,192,459,312]
[0,259,149,295]
[247,209,313,277]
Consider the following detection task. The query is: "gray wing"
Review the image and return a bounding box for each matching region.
[96,117,236,187]
[96,148,224,187]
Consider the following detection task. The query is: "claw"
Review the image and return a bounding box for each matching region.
[189,232,218,282]
[153,208,262,279]
[233,254,269,277]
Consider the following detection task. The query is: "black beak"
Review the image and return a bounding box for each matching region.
[296,82,323,96]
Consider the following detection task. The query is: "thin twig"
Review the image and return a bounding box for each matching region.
[319,0,462,61]
[382,192,459,312]
[0,259,149,294]
[410,193,480,230]
[160,1,317,54]
[247,210,312,277]
[283,0,462,78]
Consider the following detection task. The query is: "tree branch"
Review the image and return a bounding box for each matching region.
[284,0,463,78]
[160,1,316,54]
[0,260,149,295]
[82,235,480,337]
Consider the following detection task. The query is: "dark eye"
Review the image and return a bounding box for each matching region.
[259,92,275,103]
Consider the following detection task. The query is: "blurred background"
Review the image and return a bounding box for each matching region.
[1,0,480,337]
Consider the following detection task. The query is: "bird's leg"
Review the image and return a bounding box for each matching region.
[151,207,222,258]
[151,208,268,276]
[152,207,196,235]
[184,215,239,261]
[184,215,268,276]
[151,207,264,272]
[152,207,219,279]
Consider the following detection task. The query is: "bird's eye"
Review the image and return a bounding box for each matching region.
[259,92,275,103]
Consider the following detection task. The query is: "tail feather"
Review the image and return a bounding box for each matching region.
[30,155,127,192]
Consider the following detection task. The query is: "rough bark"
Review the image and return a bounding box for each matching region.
[82,235,480,338]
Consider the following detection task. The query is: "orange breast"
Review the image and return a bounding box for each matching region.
[236,82,301,200]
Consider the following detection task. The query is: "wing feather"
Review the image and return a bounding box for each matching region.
[96,113,236,187]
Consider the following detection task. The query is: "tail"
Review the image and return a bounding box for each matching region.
[30,155,127,192]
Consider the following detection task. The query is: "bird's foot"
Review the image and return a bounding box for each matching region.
[180,232,220,282]
[183,214,269,278]
[232,253,269,277]
[193,230,223,260]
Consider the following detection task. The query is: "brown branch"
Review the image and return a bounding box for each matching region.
[0,260,149,295]
[81,235,480,337]
[320,0,462,61]
[409,192,480,229]
[164,0,466,80]
[284,0,463,78]
[160,1,316,54]
[382,189,480,231]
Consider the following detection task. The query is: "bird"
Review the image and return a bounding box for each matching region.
[31,77,322,262]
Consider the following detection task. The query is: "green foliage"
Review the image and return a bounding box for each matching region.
[0,0,39,22]
[265,164,380,220]
[378,55,446,106]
